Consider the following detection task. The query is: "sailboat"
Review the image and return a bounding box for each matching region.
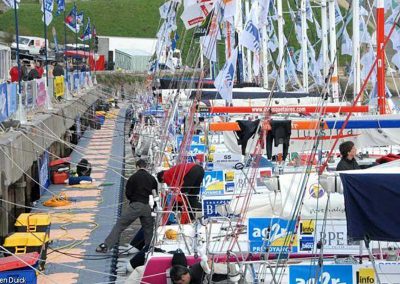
[118,0,400,283]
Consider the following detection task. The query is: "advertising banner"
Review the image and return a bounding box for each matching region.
[36,78,47,106]
[7,83,18,116]
[0,82,8,122]
[54,76,65,97]
[248,217,297,253]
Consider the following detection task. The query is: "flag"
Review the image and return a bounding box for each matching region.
[223,0,236,20]
[360,17,371,44]
[65,5,78,33]
[41,0,54,26]
[335,1,343,24]
[80,18,91,41]
[92,25,97,38]
[159,1,175,19]
[171,32,179,50]
[2,0,19,9]
[56,0,65,16]
[240,4,260,52]
[341,28,352,56]
[214,48,238,101]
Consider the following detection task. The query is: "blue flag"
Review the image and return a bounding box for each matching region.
[56,0,65,16]
[80,18,92,41]
[65,5,78,32]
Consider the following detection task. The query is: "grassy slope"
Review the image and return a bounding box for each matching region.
[0,0,164,43]
[0,0,348,67]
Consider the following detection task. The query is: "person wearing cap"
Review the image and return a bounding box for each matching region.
[96,159,158,253]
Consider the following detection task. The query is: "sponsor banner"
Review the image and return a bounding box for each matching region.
[7,83,17,115]
[38,151,50,194]
[73,73,79,90]
[212,152,242,170]
[0,82,8,122]
[248,217,297,253]
[25,81,34,109]
[36,78,47,107]
[201,170,225,196]
[289,265,353,284]
[54,76,65,97]
[202,197,231,218]
[297,219,359,254]
[176,135,204,148]
[234,167,273,193]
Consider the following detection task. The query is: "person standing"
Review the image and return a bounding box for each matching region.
[96,159,158,252]
[35,61,44,78]
[9,65,20,82]
[336,141,360,171]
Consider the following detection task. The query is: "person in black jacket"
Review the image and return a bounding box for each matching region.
[336,141,360,171]
[96,159,158,252]
[53,62,64,77]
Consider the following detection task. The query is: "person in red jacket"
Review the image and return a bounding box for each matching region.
[157,163,205,218]
[9,65,20,82]
[35,61,44,78]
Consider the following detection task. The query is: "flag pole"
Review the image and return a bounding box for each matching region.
[42,0,49,87]
[13,0,21,94]
[64,7,69,87]
[74,2,78,78]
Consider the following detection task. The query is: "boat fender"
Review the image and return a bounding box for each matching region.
[200,254,211,274]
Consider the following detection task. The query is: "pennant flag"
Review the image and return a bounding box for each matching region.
[200,10,219,62]
[335,1,343,24]
[41,0,54,26]
[56,0,65,16]
[385,6,400,37]
[92,25,97,38]
[391,51,400,70]
[341,28,353,56]
[194,9,213,38]
[360,17,371,44]
[240,4,260,52]
[214,47,238,101]
[171,32,179,50]
[80,18,91,41]
[181,1,214,30]
[160,0,176,19]
[65,5,78,33]
[2,0,19,9]
[305,0,313,22]
[223,0,236,20]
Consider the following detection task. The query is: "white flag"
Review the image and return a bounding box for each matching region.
[341,28,353,56]
[2,0,19,8]
[223,0,236,20]
[385,6,400,36]
[214,48,238,101]
[159,1,174,19]
[335,1,343,24]
[360,17,371,44]
[391,51,400,70]
[41,0,54,26]
[240,4,261,52]
[253,51,260,76]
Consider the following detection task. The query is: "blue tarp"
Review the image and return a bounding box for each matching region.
[341,173,400,241]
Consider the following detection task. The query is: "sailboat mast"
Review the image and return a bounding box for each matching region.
[352,0,361,100]
[245,0,253,82]
[301,0,309,92]
[328,0,339,102]
[377,0,386,114]
[277,0,285,91]
[262,25,269,89]
[321,0,329,78]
